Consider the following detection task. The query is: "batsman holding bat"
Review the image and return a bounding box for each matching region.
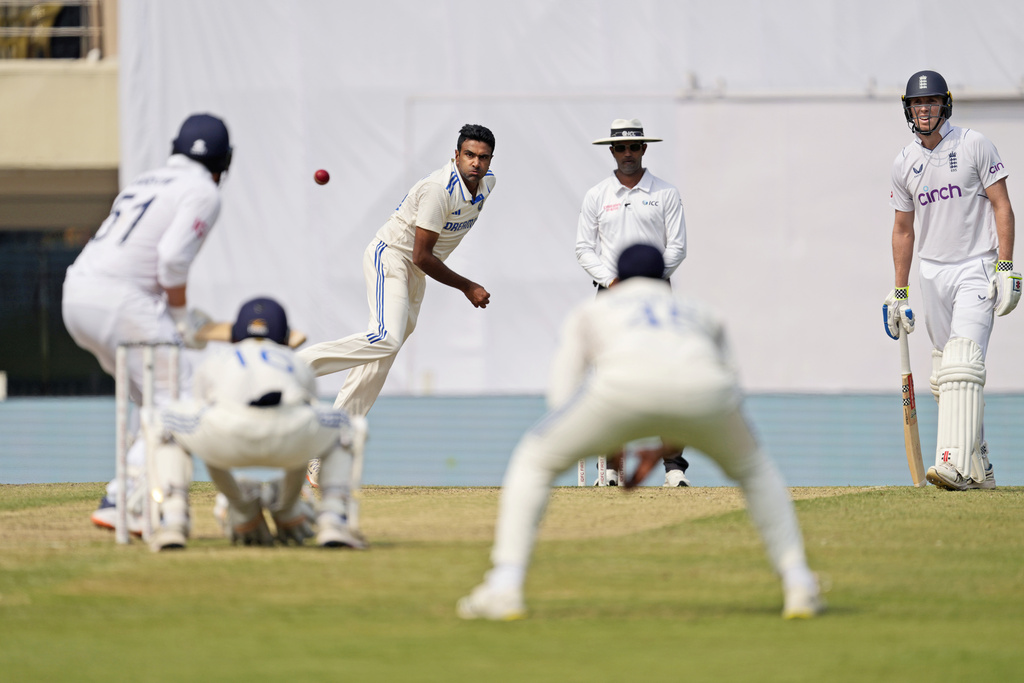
[458,244,823,621]
[885,70,1019,491]
[62,113,233,532]
[297,124,496,484]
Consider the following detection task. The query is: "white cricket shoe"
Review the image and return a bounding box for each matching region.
[456,583,527,621]
[306,458,321,488]
[605,469,619,486]
[926,461,995,491]
[316,512,367,549]
[90,496,143,536]
[149,523,188,552]
[663,470,691,487]
[782,582,826,619]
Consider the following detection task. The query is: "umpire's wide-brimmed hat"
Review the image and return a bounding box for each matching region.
[592,118,663,145]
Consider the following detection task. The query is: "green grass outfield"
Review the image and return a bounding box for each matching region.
[1,483,1021,682]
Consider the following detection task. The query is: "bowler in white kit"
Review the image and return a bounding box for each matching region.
[884,70,1018,491]
[61,113,233,531]
[297,124,496,482]
[457,244,823,621]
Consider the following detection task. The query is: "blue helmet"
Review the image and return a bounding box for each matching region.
[902,70,952,135]
[231,297,290,346]
[172,113,233,174]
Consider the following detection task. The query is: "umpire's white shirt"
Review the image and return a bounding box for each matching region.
[376,160,496,265]
[576,170,686,287]
[890,121,1008,264]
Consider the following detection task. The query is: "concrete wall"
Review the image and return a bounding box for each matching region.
[0,59,119,229]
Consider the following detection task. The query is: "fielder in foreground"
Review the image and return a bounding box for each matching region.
[885,69,1019,491]
[150,297,366,551]
[457,244,823,620]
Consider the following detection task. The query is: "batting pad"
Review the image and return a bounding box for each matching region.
[935,337,986,480]
[929,348,943,403]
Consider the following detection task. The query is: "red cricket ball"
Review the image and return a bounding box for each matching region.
[314,169,330,185]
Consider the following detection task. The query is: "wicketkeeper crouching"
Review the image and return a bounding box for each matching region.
[148,297,367,551]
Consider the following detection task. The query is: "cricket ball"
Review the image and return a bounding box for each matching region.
[314,169,330,185]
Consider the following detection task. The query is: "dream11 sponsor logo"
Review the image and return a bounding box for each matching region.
[918,183,962,207]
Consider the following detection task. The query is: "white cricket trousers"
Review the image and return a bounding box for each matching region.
[62,274,191,492]
[919,255,996,356]
[163,401,353,514]
[297,240,426,416]
[490,374,810,578]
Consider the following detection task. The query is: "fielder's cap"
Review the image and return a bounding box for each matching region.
[231,297,290,345]
[617,243,665,281]
[592,118,663,145]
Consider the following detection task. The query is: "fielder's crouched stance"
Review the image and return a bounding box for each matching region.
[457,244,823,621]
[149,297,367,551]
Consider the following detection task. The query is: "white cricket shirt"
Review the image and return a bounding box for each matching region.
[890,122,1008,263]
[576,169,686,287]
[66,155,222,294]
[376,160,496,264]
[195,338,318,408]
[547,277,736,411]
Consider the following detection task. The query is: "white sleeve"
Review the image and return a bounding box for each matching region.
[575,189,614,286]
[156,185,221,290]
[889,152,914,212]
[546,307,591,409]
[661,188,687,277]
[969,132,1009,189]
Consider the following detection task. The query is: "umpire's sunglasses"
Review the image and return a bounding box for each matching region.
[612,143,644,153]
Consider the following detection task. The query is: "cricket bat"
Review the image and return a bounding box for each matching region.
[196,322,307,349]
[899,331,927,487]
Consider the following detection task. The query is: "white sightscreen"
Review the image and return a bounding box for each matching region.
[119,0,1024,395]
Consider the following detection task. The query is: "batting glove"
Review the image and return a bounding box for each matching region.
[882,288,915,339]
[988,260,1022,317]
[168,306,212,350]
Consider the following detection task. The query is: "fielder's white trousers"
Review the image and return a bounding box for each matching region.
[163,401,353,514]
[297,240,426,416]
[919,255,996,356]
[490,374,810,578]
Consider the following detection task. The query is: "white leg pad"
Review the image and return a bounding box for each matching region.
[935,337,986,481]
[929,348,943,404]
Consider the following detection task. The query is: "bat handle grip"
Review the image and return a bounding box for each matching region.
[898,331,912,375]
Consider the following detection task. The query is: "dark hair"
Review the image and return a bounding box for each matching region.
[457,124,495,153]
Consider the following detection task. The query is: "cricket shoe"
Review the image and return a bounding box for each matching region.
[90,496,143,536]
[306,458,321,488]
[926,461,996,491]
[592,470,619,486]
[149,521,188,552]
[316,511,367,549]
[456,583,527,621]
[663,470,691,487]
[783,582,826,619]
